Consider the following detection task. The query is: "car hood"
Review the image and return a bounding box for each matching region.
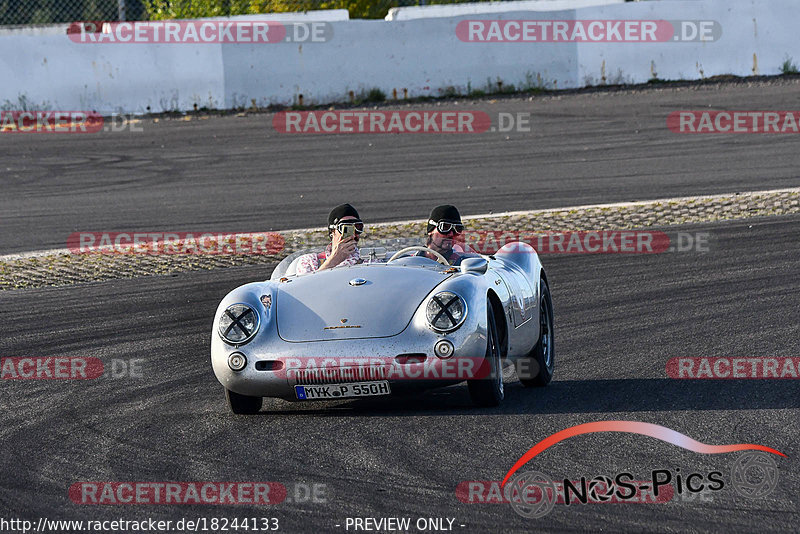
[276,264,449,342]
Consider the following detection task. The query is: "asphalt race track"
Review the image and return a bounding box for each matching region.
[2,80,799,533]
[1,215,798,533]
[2,79,800,254]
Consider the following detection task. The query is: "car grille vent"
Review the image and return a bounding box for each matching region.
[293,366,388,384]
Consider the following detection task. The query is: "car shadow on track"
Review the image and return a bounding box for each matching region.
[250,378,800,417]
[507,378,800,414]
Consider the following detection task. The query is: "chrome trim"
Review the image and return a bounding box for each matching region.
[434,339,455,359]
[293,366,388,385]
[218,303,261,345]
[460,256,488,274]
[228,352,247,372]
[426,292,468,333]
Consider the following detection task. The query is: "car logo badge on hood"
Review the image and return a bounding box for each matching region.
[323,317,361,330]
[349,278,367,286]
[324,323,362,330]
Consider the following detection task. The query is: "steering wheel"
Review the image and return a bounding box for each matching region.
[388,246,449,265]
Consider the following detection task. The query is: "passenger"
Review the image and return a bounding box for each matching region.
[295,203,364,274]
[420,204,466,265]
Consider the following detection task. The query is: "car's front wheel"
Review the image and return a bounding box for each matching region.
[468,301,504,407]
[225,388,262,414]
[518,279,554,387]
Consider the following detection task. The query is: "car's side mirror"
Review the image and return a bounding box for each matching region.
[460,256,488,275]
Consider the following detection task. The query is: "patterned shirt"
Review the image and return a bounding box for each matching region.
[295,244,362,275]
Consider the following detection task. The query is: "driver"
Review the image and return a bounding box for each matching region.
[418,204,466,265]
[295,203,364,275]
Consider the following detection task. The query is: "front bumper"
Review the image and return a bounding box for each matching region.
[212,317,488,400]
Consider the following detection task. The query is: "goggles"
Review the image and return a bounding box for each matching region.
[429,220,464,235]
[329,220,365,235]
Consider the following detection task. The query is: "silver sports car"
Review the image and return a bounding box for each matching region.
[211,241,554,413]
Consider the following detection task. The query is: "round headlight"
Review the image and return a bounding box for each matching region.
[218,303,260,345]
[426,292,467,332]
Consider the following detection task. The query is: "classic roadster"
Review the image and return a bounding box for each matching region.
[211,241,554,413]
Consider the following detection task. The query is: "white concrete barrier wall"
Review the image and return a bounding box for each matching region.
[575,0,798,85]
[1,0,798,114]
[220,17,578,109]
[0,10,349,113]
[0,32,226,113]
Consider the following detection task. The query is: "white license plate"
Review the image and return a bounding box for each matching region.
[295,381,391,400]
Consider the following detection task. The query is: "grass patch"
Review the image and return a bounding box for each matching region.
[780,57,799,75]
[364,88,386,103]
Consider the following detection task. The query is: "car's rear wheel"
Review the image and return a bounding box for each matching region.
[518,279,554,387]
[468,301,504,407]
[225,388,262,414]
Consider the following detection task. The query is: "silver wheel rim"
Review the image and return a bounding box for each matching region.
[540,294,552,369]
[491,317,503,395]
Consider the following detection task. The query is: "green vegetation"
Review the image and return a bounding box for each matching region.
[144,0,492,21]
[0,0,512,25]
[364,87,386,102]
[0,0,502,25]
[0,0,125,25]
[780,57,799,75]
[1,94,49,112]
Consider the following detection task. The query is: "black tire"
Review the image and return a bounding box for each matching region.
[225,388,262,414]
[468,301,504,407]
[518,279,555,387]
